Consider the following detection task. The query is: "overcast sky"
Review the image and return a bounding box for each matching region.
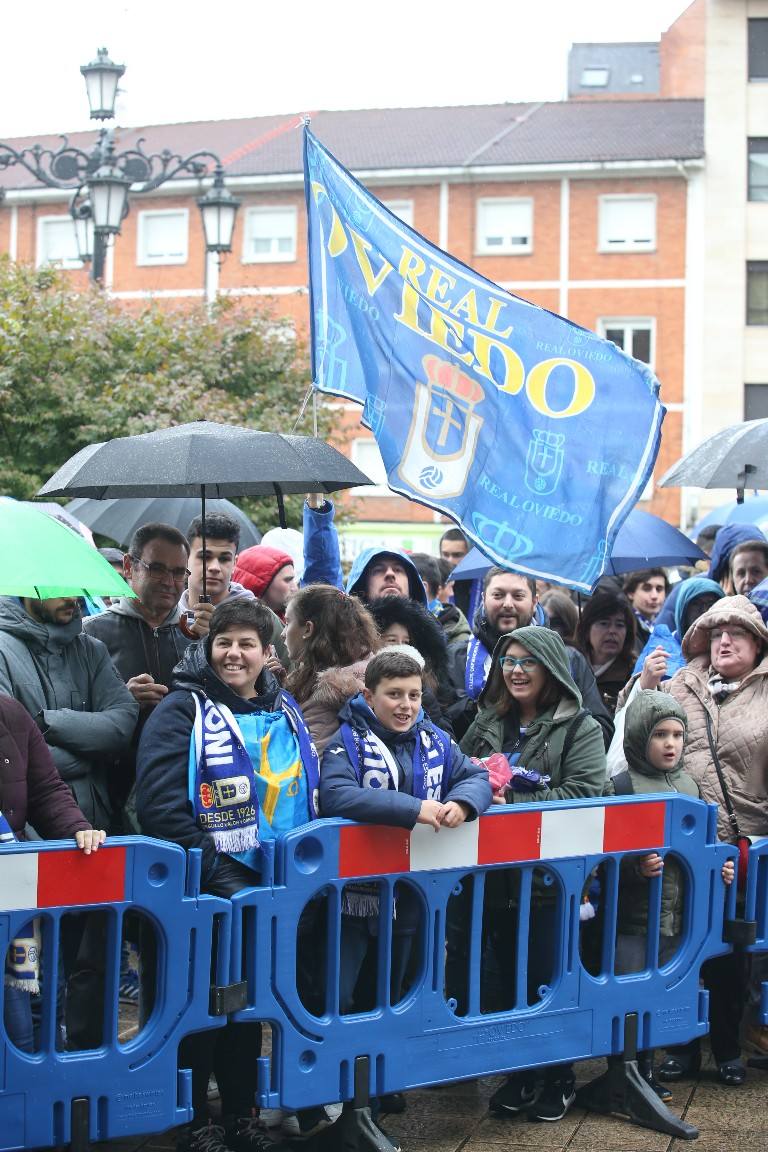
[3,0,693,138]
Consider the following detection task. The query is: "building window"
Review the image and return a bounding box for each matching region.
[581,68,609,87]
[242,206,297,263]
[745,384,768,420]
[747,262,768,324]
[748,139,768,201]
[383,200,414,227]
[748,19,768,81]
[36,216,81,269]
[136,209,189,265]
[598,195,656,252]
[598,319,654,366]
[476,198,533,255]
[350,439,390,496]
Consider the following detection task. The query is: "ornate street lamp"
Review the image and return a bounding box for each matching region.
[80,48,125,121]
[198,166,241,254]
[0,50,239,282]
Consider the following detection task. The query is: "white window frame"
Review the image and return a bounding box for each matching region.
[597,317,656,368]
[242,205,297,264]
[383,199,414,227]
[136,208,189,266]
[598,194,657,253]
[36,215,82,269]
[475,197,533,256]
[350,438,391,496]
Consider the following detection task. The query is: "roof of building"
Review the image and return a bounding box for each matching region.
[0,99,704,192]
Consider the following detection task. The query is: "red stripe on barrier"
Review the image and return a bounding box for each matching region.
[603,801,667,853]
[477,810,542,865]
[338,825,410,878]
[37,846,127,907]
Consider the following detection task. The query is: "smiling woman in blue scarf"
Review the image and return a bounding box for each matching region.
[136,599,323,1152]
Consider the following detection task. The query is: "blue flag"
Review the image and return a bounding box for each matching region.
[304,126,665,592]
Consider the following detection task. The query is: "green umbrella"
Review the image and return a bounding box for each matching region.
[0,498,135,600]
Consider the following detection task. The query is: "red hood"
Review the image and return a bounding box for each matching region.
[233,545,293,598]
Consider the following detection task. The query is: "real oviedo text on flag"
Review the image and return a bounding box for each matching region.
[303,127,665,591]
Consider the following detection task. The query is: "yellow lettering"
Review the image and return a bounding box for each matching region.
[425,267,456,308]
[310,181,348,257]
[398,246,426,287]
[483,297,514,338]
[429,312,474,365]
[526,358,596,418]
[472,331,525,395]
[349,228,393,296]
[452,290,479,326]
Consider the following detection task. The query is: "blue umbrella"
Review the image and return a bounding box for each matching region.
[693,493,768,533]
[450,509,707,586]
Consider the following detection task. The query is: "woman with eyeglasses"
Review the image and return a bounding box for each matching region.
[459,626,605,1123]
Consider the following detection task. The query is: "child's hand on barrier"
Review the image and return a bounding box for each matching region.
[75,829,107,855]
[722,859,735,886]
[638,851,664,878]
[440,801,470,828]
[417,798,445,831]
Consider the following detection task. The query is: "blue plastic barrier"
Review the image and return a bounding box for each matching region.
[0,838,228,1151]
[230,793,735,1112]
[0,794,754,1149]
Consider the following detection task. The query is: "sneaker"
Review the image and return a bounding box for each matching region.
[225,1115,291,1152]
[281,1103,343,1139]
[177,1122,236,1152]
[254,1109,283,1131]
[526,1075,576,1122]
[489,1073,538,1115]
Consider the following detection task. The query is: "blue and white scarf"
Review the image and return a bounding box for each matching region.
[190,691,320,858]
[465,636,491,701]
[0,812,40,993]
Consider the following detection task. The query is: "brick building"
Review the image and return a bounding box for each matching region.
[0,2,714,552]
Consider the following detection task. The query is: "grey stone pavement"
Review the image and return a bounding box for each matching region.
[95,1011,768,1152]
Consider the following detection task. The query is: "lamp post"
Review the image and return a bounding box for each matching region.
[0,49,240,283]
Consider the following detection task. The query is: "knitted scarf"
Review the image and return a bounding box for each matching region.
[707,669,743,703]
[1,812,40,994]
[465,636,491,701]
[190,691,319,857]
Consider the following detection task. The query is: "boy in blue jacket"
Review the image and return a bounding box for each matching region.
[320,647,491,1016]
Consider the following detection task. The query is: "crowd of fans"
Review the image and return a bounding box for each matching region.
[3,502,768,1149]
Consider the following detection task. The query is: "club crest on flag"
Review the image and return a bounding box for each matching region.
[399,355,486,499]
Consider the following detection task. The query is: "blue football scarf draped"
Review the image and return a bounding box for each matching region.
[0,812,40,994]
[465,636,491,700]
[190,692,319,859]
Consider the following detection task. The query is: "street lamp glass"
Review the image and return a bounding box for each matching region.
[198,176,241,254]
[89,165,130,234]
[80,49,125,121]
[73,204,94,263]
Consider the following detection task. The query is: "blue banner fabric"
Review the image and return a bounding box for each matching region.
[304,127,665,592]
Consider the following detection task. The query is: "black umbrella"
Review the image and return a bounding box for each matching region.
[40,421,371,599]
[659,418,768,500]
[64,496,262,549]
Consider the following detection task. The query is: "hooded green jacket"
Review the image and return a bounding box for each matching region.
[460,626,606,803]
[605,690,698,939]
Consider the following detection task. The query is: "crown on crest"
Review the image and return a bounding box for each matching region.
[422,355,485,407]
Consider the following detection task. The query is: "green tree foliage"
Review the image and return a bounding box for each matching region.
[0,257,325,528]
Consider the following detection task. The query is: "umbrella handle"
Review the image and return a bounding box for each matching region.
[275,485,287,530]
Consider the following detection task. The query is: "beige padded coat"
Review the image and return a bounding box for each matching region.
[661,596,768,843]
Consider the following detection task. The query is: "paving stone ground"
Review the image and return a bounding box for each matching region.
[98,1015,768,1152]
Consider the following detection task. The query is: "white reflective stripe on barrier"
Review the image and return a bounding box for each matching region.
[338,799,668,877]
